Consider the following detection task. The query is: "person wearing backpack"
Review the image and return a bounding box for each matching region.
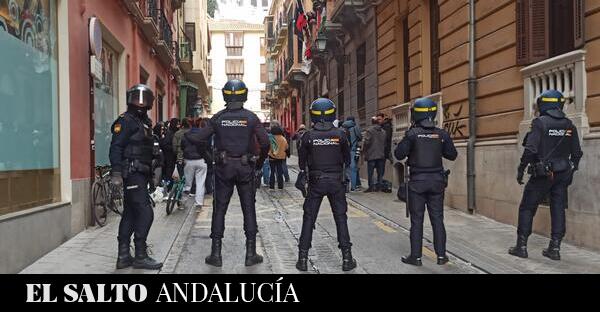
[268,126,289,189]
[341,117,363,191]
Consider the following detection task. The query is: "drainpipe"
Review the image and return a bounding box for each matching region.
[467,0,477,214]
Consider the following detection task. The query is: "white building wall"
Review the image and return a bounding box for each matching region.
[209,29,267,119]
[215,0,271,24]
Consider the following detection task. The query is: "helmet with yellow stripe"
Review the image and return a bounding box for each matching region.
[411,98,438,123]
[537,90,565,115]
[310,98,337,124]
[222,79,248,103]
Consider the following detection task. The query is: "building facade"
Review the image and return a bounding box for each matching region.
[208,20,269,119]
[214,0,271,24]
[371,0,600,250]
[178,0,211,117]
[0,0,187,273]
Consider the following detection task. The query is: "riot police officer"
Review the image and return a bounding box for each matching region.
[110,84,163,270]
[509,90,583,261]
[186,79,270,267]
[296,98,357,272]
[394,98,457,266]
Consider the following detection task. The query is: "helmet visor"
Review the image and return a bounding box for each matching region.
[127,88,155,109]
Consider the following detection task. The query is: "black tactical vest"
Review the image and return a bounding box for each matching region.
[306,128,344,173]
[537,115,574,172]
[123,114,154,164]
[214,109,252,157]
[408,127,443,169]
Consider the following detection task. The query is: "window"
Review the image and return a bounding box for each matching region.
[356,44,366,122]
[430,0,441,93]
[185,23,196,51]
[140,67,149,84]
[261,64,267,83]
[262,0,268,7]
[251,0,257,6]
[225,32,244,56]
[0,0,60,215]
[94,42,120,167]
[516,0,585,65]
[226,60,244,80]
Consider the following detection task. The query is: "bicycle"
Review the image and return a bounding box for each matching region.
[92,165,124,226]
[165,175,186,215]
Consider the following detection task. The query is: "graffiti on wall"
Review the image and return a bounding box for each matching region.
[443,103,467,138]
[0,0,52,55]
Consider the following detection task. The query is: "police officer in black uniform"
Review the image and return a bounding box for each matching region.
[509,90,583,261]
[110,84,163,270]
[296,98,357,272]
[394,98,457,266]
[186,79,270,267]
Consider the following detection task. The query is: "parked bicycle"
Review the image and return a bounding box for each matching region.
[165,175,186,215]
[92,165,124,226]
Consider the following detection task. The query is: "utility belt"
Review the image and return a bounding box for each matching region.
[124,159,151,179]
[215,151,257,166]
[309,170,344,183]
[528,157,573,179]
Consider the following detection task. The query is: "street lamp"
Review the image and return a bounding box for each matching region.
[316,32,327,53]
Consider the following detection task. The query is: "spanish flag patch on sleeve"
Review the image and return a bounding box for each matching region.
[113,123,122,134]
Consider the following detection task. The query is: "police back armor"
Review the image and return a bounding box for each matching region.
[536,115,575,173]
[407,127,444,170]
[306,128,346,173]
[211,109,255,157]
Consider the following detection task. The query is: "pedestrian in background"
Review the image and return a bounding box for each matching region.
[342,116,363,192]
[181,118,210,209]
[363,116,386,192]
[173,118,190,177]
[268,125,288,190]
[161,118,179,190]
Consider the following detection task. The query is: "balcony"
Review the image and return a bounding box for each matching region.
[331,0,368,26]
[179,40,193,72]
[138,0,160,43]
[123,0,144,21]
[172,0,184,10]
[171,42,182,77]
[156,9,174,66]
[519,50,589,140]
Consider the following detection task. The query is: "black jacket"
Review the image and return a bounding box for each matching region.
[182,128,210,161]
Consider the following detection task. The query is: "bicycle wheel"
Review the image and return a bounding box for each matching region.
[166,185,178,215]
[92,180,108,227]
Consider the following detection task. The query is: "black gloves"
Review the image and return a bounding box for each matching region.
[111,171,123,188]
[517,164,527,185]
[295,170,308,198]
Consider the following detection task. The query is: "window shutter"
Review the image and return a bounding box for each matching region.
[574,0,585,48]
[516,0,530,65]
[430,0,440,93]
[529,0,549,63]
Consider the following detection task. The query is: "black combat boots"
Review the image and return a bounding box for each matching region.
[508,235,529,258]
[245,240,264,266]
[296,249,309,272]
[205,239,223,267]
[542,239,561,261]
[341,247,357,271]
[116,241,133,269]
[437,255,450,265]
[133,241,163,270]
[401,255,423,266]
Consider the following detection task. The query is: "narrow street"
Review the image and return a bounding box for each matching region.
[22,159,600,275]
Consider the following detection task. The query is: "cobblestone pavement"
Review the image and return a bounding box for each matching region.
[22,160,600,274]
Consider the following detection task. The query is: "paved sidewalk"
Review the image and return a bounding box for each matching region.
[21,195,203,274]
[287,156,600,274]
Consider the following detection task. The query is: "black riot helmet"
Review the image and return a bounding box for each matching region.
[126,84,155,110]
[222,79,248,104]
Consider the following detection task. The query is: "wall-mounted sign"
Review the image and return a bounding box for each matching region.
[89,17,103,58]
[90,55,103,81]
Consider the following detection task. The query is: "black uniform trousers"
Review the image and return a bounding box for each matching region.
[408,178,447,258]
[517,170,571,240]
[118,172,154,245]
[211,160,258,240]
[299,176,352,250]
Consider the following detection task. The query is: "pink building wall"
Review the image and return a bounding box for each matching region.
[68,0,178,180]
